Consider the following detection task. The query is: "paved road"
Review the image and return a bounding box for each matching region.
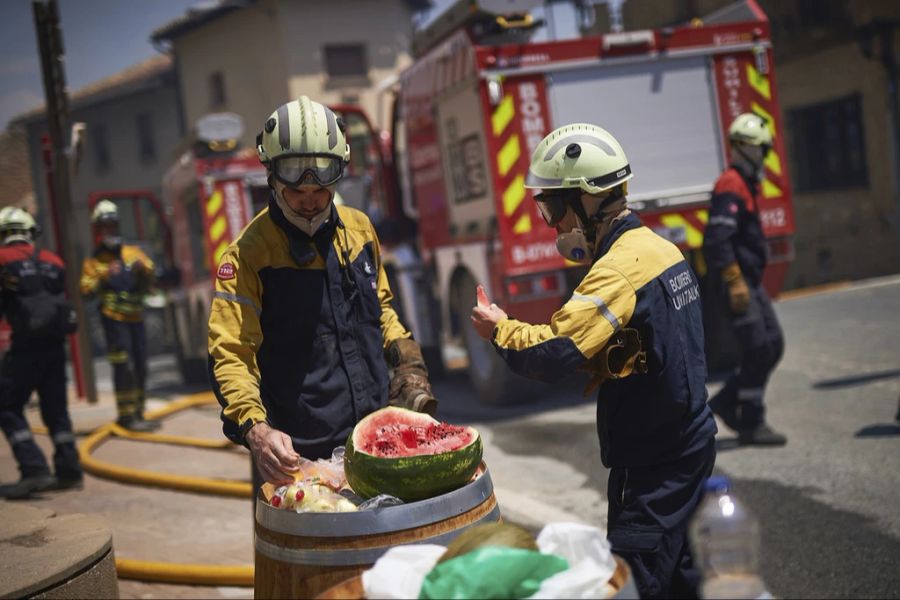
[434,275,900,599]
[5,276,897,599]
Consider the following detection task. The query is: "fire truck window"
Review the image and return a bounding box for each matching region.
[445,117,488,204]
[338,111,386,221]
[186,194,210,279]
[249,185,270,216]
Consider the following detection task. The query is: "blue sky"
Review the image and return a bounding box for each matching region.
[0,0,198,130]
[0,0,586,131]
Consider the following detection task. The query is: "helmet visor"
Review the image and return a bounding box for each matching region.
[273,155,344,187]
[533,189,579,226]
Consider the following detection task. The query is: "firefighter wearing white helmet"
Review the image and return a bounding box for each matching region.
[0,206,39,245]
[472,123,717,599]
[523,123,633,263]
[0,206,82,498]
[702,112,787,447]
[209,96,436,496]
[80,198,159,432]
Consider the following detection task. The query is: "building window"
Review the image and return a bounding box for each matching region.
[209,71,226,108]
[136,112,156,163]
[93,123,111,173]
[787,94,868,193]
[323,44,368,78]
[796,0,847,29]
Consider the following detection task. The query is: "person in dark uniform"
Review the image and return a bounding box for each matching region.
[208,97,436,493]
[471,123,717,599]
[0,206,82,499]
[702,113,787,446]
[80,199,160,432]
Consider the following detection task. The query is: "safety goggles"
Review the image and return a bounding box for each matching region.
[533,188,581,227]
[272,154,344,187]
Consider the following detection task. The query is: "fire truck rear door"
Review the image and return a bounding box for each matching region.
[547,54,725,207]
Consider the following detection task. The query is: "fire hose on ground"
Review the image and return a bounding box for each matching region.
[33,391,255,587]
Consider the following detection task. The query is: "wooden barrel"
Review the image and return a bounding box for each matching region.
[254,463,500,599]
[315,554,639,599]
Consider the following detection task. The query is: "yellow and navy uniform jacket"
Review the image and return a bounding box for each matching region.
[79,244,155,323]
[493,213,716,468]
[702,166,768,287]
[208,199,410,458]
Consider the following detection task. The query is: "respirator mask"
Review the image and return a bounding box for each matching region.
[272,180,336,237]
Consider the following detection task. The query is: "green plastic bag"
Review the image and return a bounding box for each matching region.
[418,546,569,599]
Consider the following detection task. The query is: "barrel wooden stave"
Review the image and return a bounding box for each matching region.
[255,465,499,599]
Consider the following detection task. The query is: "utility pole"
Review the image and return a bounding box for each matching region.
[32,0,97,404]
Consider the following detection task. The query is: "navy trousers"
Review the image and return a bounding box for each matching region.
[102,317,148,418]
[607,439,716,599]
[0,344,81,480]
[711,285,785,428]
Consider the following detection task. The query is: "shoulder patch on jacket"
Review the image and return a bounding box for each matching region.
[217,263,235,280]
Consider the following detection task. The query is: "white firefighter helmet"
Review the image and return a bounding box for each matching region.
[256,96,350,188]
[728,113,773,148]
[91,199,119,224]
[0,206,37,244]
[525,123,633,195]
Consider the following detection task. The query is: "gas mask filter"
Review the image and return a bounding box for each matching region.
[556,228,592,263]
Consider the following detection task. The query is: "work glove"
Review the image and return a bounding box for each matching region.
[722,262,750,315]
[386,338,438,416]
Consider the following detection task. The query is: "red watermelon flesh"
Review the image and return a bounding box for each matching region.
[362,422,475,458]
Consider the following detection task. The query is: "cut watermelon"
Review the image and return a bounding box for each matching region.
[345,406,483,502]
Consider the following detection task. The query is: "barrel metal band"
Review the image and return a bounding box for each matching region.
[254,504,501,566]
[256,464,494,537]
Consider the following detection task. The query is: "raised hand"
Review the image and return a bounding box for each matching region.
[470,284,508,340]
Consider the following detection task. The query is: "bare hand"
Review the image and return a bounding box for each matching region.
[246,422,300,486]
[470,285,508,340]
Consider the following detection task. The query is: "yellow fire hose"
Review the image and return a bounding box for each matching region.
[34,391,256,586]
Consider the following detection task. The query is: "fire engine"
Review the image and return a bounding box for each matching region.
[126,0,794,405]
[349,0,795,403]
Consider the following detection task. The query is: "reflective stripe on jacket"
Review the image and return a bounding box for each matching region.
[701,166,768,287]
[493,213,716,468]
[80,245,155,322]
[208,199,409,458]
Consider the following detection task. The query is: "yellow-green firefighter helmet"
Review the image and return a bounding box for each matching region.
[0,206,37,244]
[91,199,119,224]
[524,123,633,195]
[728,113,773,147]
[256,96,350,187]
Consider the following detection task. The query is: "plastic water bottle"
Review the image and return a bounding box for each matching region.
[689,476,771,599]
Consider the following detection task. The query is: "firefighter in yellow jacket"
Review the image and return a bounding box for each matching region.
[80,199,159,432]
[208,97,435,489]
[471,124,717,599]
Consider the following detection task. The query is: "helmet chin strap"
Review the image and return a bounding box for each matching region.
[273,181,335,237]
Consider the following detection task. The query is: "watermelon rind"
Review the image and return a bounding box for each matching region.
[344,407,483,502]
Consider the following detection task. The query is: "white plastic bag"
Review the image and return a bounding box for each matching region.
[362,544,446,599]
[361,522,618,599]
[529,522,617,599]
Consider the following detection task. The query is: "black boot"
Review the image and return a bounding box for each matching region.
[0,473,57,499]
[117,415,160,432]
[138,413,162,431]
[53,476,84,491]
[709,395,740,432]
[738,423,787,446]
